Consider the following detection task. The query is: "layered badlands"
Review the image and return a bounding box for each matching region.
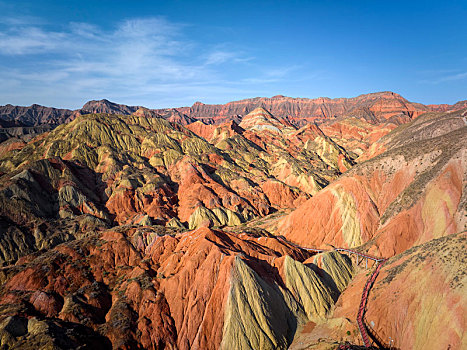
[0,95,465,349]
[279,108,467,256]
[182,91,429,126]
[0,106,354,259]
[0,225,357,349]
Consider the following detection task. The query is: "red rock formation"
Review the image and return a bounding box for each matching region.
[185,121,218,141]
[319,117,397,156]
[178,92,465,127]
[278,109,467,256]
[261,180,308,208]
[0,225,328,349]
[174,157,264,223]
[2,93,465,130]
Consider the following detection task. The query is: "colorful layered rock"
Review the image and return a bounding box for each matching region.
[0,108,356,266]
[278,108,467,256]
[0,225,354,349]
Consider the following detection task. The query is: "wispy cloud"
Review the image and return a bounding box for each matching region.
[419,70,467,84]
[0,14,46,26]
[436,72,467,82]
[0,26,67,55]
[204,50,253,65]
[0,15,307,108]
[205,51,238,65]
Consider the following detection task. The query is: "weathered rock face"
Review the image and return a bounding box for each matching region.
[2,93,464,130]
[319,117,397,157]
[0,225,354,349]
[162,109,197,125]
[185,121,218,141]
[2,93,464,156]
[177,92,465,127]
[279,109,467,256]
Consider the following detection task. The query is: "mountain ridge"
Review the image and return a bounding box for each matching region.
[2,91,466,129]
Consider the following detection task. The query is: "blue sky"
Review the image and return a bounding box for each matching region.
[0,0,466,109]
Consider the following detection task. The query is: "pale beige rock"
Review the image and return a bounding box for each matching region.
[188,206,221,229]
[221,257,291,350]
[312,251,354,293]
[283,256,334,321]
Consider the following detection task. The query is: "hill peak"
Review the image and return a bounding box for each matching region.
[81,99,140,115]
[239,107,284,132]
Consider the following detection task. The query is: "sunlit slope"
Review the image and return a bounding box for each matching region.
[279,109,467,256]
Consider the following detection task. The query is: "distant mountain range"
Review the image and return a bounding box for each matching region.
[2,91,466,128]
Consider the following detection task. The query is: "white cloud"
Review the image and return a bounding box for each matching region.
[0,26,67,55]
[0,16,304,108]
[0,14,46,26]
[419,71,467,84]
[437,72,467,82]
[205,51,237,65]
